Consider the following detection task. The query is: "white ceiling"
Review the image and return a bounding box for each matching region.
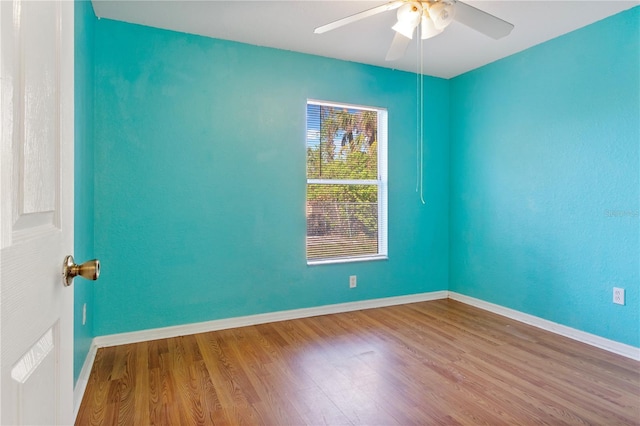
[92,1,638,78]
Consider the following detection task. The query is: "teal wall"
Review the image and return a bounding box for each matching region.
[449,7,639,346]
[91,20,450,336]
[73,0,96,382]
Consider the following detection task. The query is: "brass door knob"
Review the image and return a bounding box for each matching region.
[62,255,100,287]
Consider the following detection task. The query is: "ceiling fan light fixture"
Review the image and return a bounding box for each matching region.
[421,14,443,39]
[392,2,422,39]
[429,1,455,30]
[392,19,418,39]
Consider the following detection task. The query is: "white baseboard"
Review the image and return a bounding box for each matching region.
[448,291,640,361]
[73,342,98,421]
[94,291,448,348]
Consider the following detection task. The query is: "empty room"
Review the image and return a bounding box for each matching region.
[1,0,638,424]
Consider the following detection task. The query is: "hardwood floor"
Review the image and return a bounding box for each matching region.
[76,299,640,425]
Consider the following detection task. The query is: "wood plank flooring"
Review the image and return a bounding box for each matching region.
[76,299,640,425]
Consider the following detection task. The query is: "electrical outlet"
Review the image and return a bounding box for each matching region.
[613,287,625,305]
[349,275,357,288]
[82,303,87,325]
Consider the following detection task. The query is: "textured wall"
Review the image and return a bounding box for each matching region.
[73,0,96,383]
[449,7,639,346]
[92,20,450,335]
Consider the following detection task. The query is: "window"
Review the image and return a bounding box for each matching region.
[306,100,388,264]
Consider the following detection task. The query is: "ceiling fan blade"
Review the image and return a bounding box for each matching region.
[385,32,411,61]
[315,1,403,34]
[453,1,514,40]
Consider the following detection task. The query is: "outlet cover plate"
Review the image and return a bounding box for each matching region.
[613,287,625,305]
[349,275,357,288]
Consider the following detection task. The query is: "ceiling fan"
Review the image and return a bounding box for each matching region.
[315,0,514,61]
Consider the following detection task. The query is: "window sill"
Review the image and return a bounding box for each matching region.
[307,255,388,266]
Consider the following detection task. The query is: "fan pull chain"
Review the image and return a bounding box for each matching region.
[416,52,420,195]
[416,33,426,205]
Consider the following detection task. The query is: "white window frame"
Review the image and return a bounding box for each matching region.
[306,99,388,265]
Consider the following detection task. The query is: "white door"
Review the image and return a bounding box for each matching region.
[1,0,75,424]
